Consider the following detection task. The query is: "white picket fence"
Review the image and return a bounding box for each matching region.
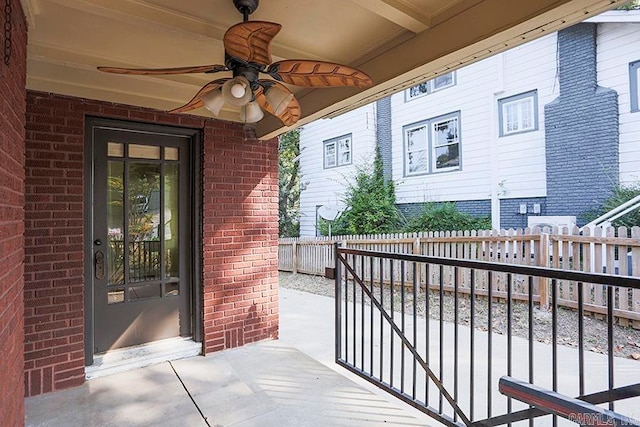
[279,226,640,327]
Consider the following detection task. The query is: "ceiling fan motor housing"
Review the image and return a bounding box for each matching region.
[233,0,259,17]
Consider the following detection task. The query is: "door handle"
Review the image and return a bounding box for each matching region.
[95,250,105,280]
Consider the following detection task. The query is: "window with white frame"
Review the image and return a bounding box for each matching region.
[432,116,460,171]
[323,134,352,169]
[404,112,461,176]
[498,90,538,136]
[631,60,640,112]
[406,72,456,101]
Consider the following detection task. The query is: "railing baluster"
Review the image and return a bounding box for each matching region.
[390,259,395,389]
[470,268,476,421]
[352,253,357,366]
[439,264,444,414]
[425,262,430,406]
[370,256,374,376]
[578,280,584,397]
[334,242,341,364]
[380,257,384,381]
[552,278,558,427]
[506,272,512,427]
[413,261,418,400]
[488,270,493,418]
[607,283,614,411]
[401,260,406,394]
[454,266,459,422]
[361,255,365,372]
[528,275,534,427]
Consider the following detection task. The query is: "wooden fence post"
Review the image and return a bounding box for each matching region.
[539,231,550,310]
[292,241,298,274]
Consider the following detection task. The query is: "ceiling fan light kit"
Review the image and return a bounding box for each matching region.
[200,89,225,116]
[222,76,253,106]
[265,85,295,116]
[240,100,265,123]
[98,0,373,126]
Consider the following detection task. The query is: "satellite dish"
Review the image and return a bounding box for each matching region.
[318,205,341,221]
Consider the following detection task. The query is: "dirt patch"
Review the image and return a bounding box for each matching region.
[279,271,640,360]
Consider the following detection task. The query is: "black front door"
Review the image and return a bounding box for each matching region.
[87,121,194,356]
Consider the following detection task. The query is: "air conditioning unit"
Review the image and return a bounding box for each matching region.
[527,215,576,231]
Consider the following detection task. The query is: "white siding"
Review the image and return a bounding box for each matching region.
[391,33,557,205]
[298,104,377,236]
[597,22,640,185]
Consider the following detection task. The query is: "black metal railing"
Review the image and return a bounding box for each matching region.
[334,244,640,427]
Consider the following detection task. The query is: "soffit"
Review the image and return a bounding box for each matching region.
[21,0,626,139]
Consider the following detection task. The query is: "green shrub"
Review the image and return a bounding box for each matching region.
[583,183,640,228]
[404,202,492,232]
[324,149,404,236]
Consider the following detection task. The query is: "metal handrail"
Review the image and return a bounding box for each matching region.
[335,245,640,427]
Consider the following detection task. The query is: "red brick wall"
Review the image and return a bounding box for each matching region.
[0,0,27,424]
[24,92,278,396]
[202,124,279,353]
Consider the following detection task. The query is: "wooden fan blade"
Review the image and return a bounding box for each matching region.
[168,78,229,114]
[255,81,301,126]
[223,21,282,67]
[97,64,227,75]
[267,60,373,88]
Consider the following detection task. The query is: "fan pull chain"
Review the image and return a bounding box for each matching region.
[3,0,11,66]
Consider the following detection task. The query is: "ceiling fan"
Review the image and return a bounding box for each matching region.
[98,0,373,126]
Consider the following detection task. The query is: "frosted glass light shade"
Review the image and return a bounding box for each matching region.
[222,76,252,106]
[265,85,294,115]
[239,101,264,123]
[201,88,225,116]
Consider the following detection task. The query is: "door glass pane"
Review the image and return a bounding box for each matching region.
[107,161,125,285]
[108,288,125,304]
[128,163,161,282]
[165,147,179,161]
[128,284,161,301]
[129,144,161,159]
[108,142,124,157]
[165,164,179,279]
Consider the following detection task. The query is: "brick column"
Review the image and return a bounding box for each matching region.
[0,0,27,423]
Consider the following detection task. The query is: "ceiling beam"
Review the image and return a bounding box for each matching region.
[256,0,625,140]
[349,0,431,33]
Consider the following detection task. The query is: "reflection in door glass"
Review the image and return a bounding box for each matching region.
[128,163,161,282]
[165,164,179,279]
[107,161,124,285]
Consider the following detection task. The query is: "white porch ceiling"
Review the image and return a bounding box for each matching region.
[21,0,626,139]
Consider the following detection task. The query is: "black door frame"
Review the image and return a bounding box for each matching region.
[83,117,203,365]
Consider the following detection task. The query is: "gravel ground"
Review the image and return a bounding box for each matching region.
[280,271,640,360]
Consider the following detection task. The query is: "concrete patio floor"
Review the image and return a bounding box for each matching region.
[25,288,435,426]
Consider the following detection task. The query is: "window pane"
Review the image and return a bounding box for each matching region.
[107,161,124,285]
[505,103,519,133]
[165,164,179,279]
[435,144,460,170]
[164,281,180,297]
[165,147,179,161]
[433,118,458,146]
[408,150,429,173]
[521,99,534,130]
[408,82,429,99]
[129,144,161,159]
[407,127,427,152]
[128,163,161,282]
[107,288,125,304]
[108,142,124,157]
[338,137,351,165]
[432,73,454,91]
[128,283,161,301]
[324,142,336,168]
